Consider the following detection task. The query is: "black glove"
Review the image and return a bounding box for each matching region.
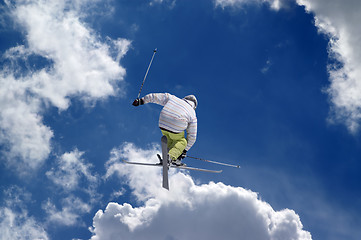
[132,98,144,106]
[179,150,187,159]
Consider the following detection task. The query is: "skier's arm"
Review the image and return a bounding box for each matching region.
[185,120,197,151]
[143,93,171,106]
[132,98,144,106]
[132,93,170,107]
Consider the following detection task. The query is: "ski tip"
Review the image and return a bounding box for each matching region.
[154,48,157,52]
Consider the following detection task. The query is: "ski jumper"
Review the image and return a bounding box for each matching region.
[143,93,197,160]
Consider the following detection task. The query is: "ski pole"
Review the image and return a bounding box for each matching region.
[137,48,157,99]
[186,156,241,168]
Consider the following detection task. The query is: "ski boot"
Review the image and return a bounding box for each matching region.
[171,158,186,167]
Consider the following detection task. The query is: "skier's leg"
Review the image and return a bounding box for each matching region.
[161,130,173,151]
[169,137,187,160]
[161,130,187,160]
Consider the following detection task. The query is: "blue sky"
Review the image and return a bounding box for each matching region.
[1,0,361,239]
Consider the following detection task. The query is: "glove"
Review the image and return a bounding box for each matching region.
[179,150,187,159]
[132,98,144,106]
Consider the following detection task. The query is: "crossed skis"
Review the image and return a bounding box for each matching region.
[123,136,240,190]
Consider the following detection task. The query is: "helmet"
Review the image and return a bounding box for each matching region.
[184,95,197,110]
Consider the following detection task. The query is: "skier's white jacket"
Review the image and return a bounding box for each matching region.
[143,93,197,151]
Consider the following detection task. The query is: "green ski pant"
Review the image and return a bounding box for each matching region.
[161,129,187,160]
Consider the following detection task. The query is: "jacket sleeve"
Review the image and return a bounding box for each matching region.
[143,93,170,106]
[185,120,197,151]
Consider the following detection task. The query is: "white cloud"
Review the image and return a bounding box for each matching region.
[104,143,165,201]
[0,186,49,240]
[150,0,177,9]
[261,59,272,74]
[0,207,49,240]
[215,0,288,11]
[294,0,361,132]
[43,196,92,226]
[46,149,99,191]
[90,143,312,240]
[44,149,101,226]
[110,188,126,200]
[0,77,53,171]
[0,0,130,173]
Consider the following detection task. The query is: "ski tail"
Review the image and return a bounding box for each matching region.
[161,135,169,190]
[122,160,161,166]
[172,164,222,173]
[186,156,241,168]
